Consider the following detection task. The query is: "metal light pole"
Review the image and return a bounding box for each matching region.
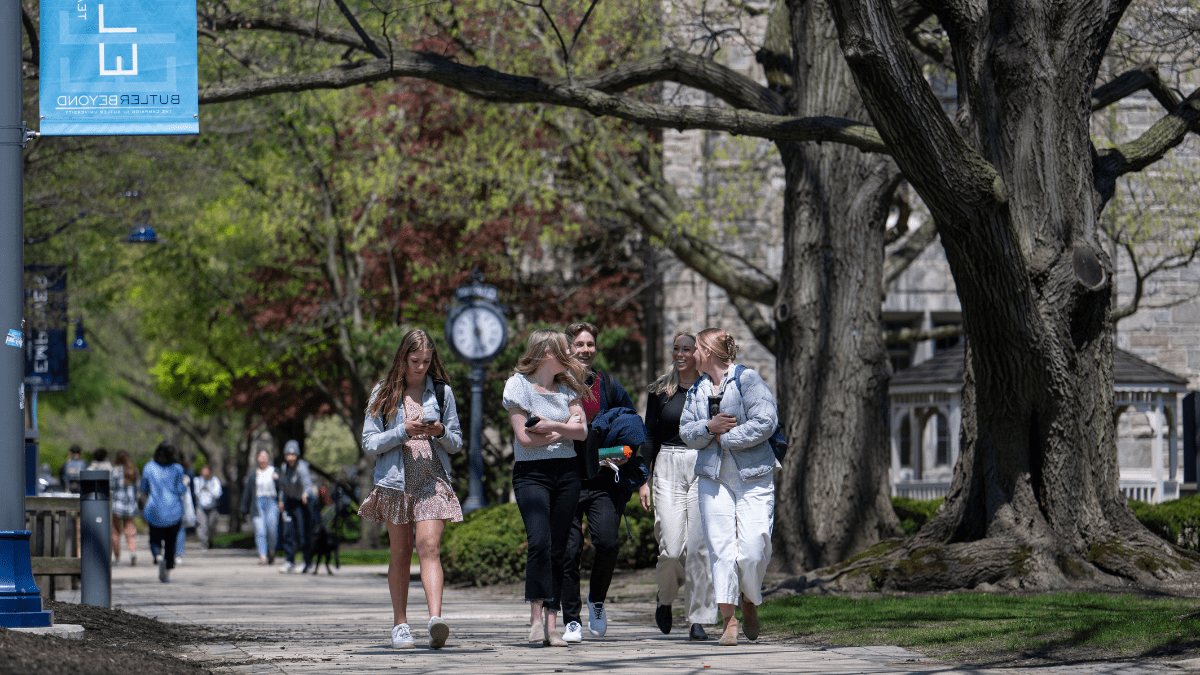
[463,363,488,513]
[0,0,51,627]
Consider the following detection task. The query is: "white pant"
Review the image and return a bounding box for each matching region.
[698,449,774,606]
[653,446,717,624]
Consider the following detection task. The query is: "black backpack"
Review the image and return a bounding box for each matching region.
[729,365,788,463]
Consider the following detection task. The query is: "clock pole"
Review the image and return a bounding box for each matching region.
[462,362,487,513]
[446,269,507,515]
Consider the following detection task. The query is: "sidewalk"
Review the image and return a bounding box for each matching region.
[59,533,1180,675]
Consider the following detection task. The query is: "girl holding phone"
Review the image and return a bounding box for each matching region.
[362,329,464,650]
[679,328,777,646]
[503,329,590,647]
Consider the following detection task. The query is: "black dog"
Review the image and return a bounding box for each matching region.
[310,518,340,574]
[310,484,354,574]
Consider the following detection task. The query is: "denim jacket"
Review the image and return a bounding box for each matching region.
[679,366,777,481]
[362,376,464,491]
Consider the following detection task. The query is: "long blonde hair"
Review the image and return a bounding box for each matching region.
[515,329,591,400]
[648,331,697,398]
[696,327,738,365]
[368,329,451,423]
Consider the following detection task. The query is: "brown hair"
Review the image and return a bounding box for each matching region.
[696,328,738,365]
[367,329,451,423]
[113,450,139,484]
[648,331,698,398]
[564,322,599,343]
[515,329,591,400]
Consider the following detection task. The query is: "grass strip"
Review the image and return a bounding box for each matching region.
[757,592,1200,661]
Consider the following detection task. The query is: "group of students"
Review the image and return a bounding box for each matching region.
[60,444,223,578]
[359,322,778,650]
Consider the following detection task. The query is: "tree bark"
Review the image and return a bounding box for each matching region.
[816,0,1200,589]
[771,0,903,572]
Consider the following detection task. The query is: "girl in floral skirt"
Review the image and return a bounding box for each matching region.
[361,329,464,650]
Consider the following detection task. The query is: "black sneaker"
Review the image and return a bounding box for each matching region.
[655,604,673,634]
[689,623,709,641]
[158,556,169,583]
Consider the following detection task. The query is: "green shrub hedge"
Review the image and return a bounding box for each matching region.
[891,496,943,535]
[441,492,658,587]
[1128,495,1200,551]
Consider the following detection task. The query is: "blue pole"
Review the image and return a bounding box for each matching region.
[0,0,51,628]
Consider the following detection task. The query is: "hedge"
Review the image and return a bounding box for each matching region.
[1128,495,1200,551]
[442,492,657,587]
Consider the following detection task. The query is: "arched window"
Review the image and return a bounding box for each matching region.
[936,413,950,466]
[899,416,912,467]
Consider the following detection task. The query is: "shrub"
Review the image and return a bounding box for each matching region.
[442,502,528,586]
[891,496,943,535]
[1129,495,1200,551]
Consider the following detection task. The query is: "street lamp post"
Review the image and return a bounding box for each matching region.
[1,0,52,627]
[444,271,508,514]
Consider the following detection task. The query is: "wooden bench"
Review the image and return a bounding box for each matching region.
[25,495,82,600]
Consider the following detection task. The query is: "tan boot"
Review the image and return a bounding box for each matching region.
[718,616,738,646]
[741,596,760,641]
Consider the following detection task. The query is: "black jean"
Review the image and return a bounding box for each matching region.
[281,497,313,565]
[148,522,182,570]
[513,457,581,612]
[562,471,629,625]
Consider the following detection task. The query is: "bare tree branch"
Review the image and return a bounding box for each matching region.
[731,296,777,354]
[1091,63,1182,113]
[197,49,888,152]
[1094,88,1200,201]
[883,323,961,346]
[203,14,376,54]
[330,0,386,58]
[884,217,939,287]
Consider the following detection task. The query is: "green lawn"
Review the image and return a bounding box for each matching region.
[210,532,415,565]
[758,592,1200,661]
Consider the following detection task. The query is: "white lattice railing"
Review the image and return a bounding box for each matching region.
[892,482,952,500]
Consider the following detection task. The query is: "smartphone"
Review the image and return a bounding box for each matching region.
[524,414,541,428]
[421,415,439,425]
[707,395,723,418]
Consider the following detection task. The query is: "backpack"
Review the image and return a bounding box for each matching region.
[728,365,788,463]
[432,378,447,419]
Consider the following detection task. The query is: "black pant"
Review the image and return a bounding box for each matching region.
[562,471,628,625]
[282,497,313,565]
[513,458,581,612]
[148,522,182,570]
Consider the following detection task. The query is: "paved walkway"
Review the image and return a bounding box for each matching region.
[57,535,1188,674]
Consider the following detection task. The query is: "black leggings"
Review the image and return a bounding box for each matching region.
[513,457,581,612]
[562,472,628,625]
[148,522,182,570]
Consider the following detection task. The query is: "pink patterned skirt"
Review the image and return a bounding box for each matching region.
[358,399,463,525]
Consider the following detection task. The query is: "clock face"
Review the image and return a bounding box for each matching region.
[450,304,507,361]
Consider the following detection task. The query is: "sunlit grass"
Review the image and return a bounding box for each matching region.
[758,593,1200,659]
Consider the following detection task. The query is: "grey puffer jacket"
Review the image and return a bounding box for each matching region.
[679,366,777,481]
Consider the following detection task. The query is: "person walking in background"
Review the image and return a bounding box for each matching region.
[643,331,716,641]
[175,455,197,565]
[87,447,113,473]
[193,464,223,549]
[240,449,281,565]
[504,329,590,648]
[110,450,141,567]
[361,329,464,650]
[140,442,188,583]
[680,328,778,646]
[279,440,315,573]
[61,445,87,493]
[559,321,646,644]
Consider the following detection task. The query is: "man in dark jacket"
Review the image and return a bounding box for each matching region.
[559,322,647,644]
[279,440,315,573]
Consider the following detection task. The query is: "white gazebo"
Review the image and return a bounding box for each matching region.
[889,344,1188,503]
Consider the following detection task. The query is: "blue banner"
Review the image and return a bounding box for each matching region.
[24,266,69,392]
[39,0,199,135]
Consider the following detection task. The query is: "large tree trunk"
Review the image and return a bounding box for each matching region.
[772,0,903,572]
[821,0,1200,589]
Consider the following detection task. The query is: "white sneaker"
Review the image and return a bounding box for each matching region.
[586,595,607,637]
[391,623,415,649]
[427,616,449,649]
[562,621,583,643]
[278,562,294,574]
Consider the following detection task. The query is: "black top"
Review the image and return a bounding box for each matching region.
[642,387,687,475]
